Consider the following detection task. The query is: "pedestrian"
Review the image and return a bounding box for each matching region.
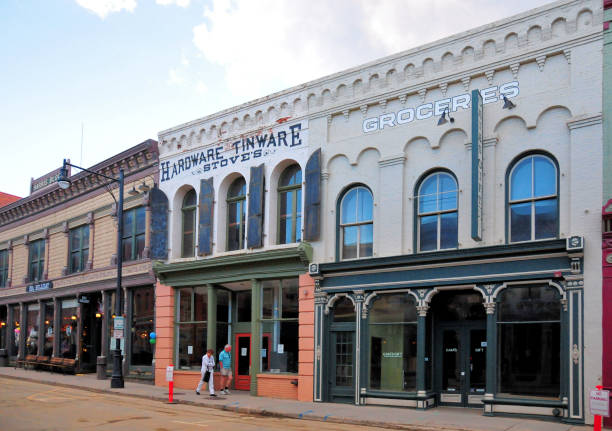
[218,344,232,395]
[196,349,216,397]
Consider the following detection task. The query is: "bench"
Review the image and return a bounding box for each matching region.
[48,357,77,374]
[36,356,50,371]
[17,354,39,369]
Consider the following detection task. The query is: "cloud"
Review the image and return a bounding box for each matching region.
[75,0,137,19]
[192,0,553,101]
[156,0,190,7]
[167,68,185,85]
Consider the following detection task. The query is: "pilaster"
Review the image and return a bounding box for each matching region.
[250,279,262,396]
[206,284,217,353]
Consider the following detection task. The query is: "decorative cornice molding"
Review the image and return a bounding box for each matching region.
[378,154,407,168]
[566,113,603,129]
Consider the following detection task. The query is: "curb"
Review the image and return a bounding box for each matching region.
[0,373,479,431]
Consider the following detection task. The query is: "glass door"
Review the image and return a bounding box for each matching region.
[329,331,355,403]
[436,324,486,406]
[234,333,251,390]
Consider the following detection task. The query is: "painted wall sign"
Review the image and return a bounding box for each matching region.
[30,166,69,195]
[26,281,53,293]
[471,88,483,241]
[160,121,308,184]
[362,81,519,133]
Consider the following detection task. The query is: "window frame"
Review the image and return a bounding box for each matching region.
[337,185,374,261]
[175,286,208,370]
[226,177,247,251]
[181,190,197,258]
[122,206,146,262]
[415,170,459,253]
[0,249,8,288]
[28,239,45,282]
[69,224,90,274]
[506,153,559,244]
[277,165,303,244]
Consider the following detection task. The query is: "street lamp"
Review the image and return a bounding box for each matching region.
[58,158,125,389]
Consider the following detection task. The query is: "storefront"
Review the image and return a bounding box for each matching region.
[311,238,584,420]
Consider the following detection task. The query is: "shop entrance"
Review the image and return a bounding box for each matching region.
[80,293,103,372]
[234,333,251,390]
[431,290,486,407]
[327,296,357,404]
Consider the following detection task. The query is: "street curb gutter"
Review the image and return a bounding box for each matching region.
[0,373,472,431]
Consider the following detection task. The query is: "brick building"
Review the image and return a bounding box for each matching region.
[0,140,161,380]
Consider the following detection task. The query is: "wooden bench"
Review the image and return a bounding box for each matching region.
[36,356,50,371]
[48,357,77,374]
[17,354,38,369]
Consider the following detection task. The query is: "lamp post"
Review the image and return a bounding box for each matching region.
[58,159,125,388]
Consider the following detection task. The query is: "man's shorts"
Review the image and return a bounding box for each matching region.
[220,368,232,376]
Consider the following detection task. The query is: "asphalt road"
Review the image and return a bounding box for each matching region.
[0,377,387,431]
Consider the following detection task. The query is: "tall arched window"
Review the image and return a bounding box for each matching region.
[181,190,197,257]
[227,177,246,251]
[339,186,373,260]
[278,165,302,244]
[508,154,558,242]
[417,172,458,251]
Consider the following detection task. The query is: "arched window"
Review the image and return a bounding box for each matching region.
[278,165,302,244]
[339,186,373,260]
[227,177,246,251]
[181,190,197,257]
[497,285,560,397]
[508,154,558,242]
[417,172,458,251]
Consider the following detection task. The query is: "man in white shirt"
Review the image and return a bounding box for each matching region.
[196,349,216,396]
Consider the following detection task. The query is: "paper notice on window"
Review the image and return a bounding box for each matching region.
[277,344,284,354]
[188,345,193,354]
[261,349,267,358]
[241,347,247,356]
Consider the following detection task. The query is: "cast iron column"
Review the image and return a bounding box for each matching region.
[416,304,428,402]
[484,301,497,405]
[206,284,217,354]
[250,279,261,396]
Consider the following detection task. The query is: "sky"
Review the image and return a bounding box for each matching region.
[0,0,554,198]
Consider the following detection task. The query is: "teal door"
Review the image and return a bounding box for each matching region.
[435,323,486,407]
[329,330,355,403]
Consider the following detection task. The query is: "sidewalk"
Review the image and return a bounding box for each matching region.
[0,367,589,431]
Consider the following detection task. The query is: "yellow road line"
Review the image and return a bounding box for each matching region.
[172,420,209,427]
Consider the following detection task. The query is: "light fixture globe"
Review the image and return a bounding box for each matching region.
[57,167,71,189]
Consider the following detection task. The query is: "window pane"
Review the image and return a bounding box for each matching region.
[177,322,206,370]
[123,210,134,238]
[10,305,20,357]
[498,285,560,322]
[26,305,39,355]
[440,212,458,249]
[131,287,154,366]
[369,323,417,391]
[71,253,80,273]
[135,234,145,259]
[431,290,485,321]
[333,297,355,323]
[439,174,457,211]
[43,302,54,357]
[274,321,298,373]
[342,226,358,259]
[228,178,246,198]
[71,230,80,251]
[296,189,302,242]
[510,158,533,201]
[216,322,228,353]
[535,199,557,239]
[216,290,229,322]
[510,202,531,242]
[60,302,77,359]
[135,207,146,234]
[178,288,192,322]
[370,294,417,323]
[281,279,298,319]
[498,322,560,397]
[236,291,251,322]
[183,208,194,233]
[262,286,274,319]
[419,215,437,251]
[30,242,39,261]
[359,223,373,257]
[419,189,437,214]
[534,156,556,197]
[182,233,194,257]
[122,238,133,261]
[357,188,373,221]
[183,189,197,207]
[341,189,357,224]
[82,225,90,246]
[193,286,208,321]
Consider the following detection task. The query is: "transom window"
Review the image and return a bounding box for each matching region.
[508,154,558,242]
[278,165,302,244]
[69,225,90,273]
[122,206,146,261]
[339,186,373,260]
[227,177,246,251]
[181,190,197,257]
[0,249,8,288]
[28,239,45,282]
[417,172,458,251]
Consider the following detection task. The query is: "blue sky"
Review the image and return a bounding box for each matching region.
[0,0,553,197]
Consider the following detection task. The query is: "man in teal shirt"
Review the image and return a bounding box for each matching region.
[218,344,232,394]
